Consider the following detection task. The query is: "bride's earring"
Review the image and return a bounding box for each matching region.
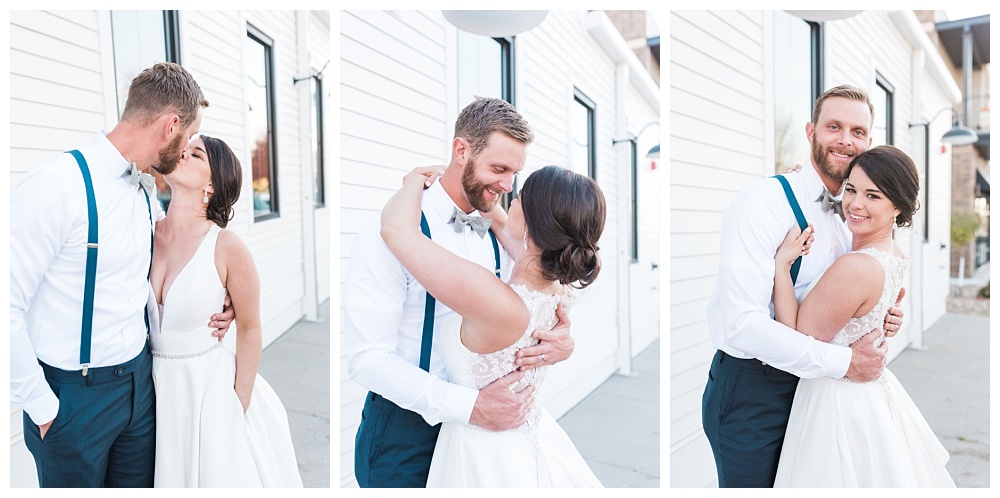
[522,232,529,251]
[203,188,210,204]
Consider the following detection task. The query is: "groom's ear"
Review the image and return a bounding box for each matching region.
[805,121,815,142]
[159,114,182,141]
[453,137,470,163]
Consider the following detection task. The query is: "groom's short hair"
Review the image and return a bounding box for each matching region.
[120,62,209,129]
[454,97,533,157]
[811,84,874,125]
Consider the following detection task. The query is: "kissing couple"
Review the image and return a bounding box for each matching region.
[11,62,302,487]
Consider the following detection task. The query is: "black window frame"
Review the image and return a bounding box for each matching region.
[629,140,638,262]
[875,72,895,145]
[247,23,280,222]
[313,76,326,208]
[573,88,598,180]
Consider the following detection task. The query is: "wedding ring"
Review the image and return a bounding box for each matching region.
[540,354,546,363]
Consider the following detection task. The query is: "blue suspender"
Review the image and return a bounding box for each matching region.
[772,175,808,284]
[69,150,153,377]
[418,212,436,372]
[417,211,502,372]
[69,150,98,376]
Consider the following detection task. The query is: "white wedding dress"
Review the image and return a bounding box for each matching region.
[425,285,602,487]
[150,224,302,487]
[774,248,955,487]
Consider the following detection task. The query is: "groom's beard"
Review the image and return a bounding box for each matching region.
[810,138,855,183]
[462,157,502,213]
[153,133,185,175]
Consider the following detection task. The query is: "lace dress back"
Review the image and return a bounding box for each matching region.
[444,284,574,429]
[427,283,602,487]
[829,247,908,347]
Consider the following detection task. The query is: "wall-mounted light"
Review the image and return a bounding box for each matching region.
[910,106,980,146]
[443,11,547,38]
[613,121,660,159]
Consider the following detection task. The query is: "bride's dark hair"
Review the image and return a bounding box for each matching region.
[519,166,606,288]
[846,145,920,227]
[202,135,242,228]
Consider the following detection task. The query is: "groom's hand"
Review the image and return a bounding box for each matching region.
[883,287,905,338]
[470,370,534,431]
[845,330,887,382]
[516,303,574,371]
[210,293,235,341]
[38,420,53,440]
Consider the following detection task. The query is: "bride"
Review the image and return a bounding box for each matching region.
[380,165,605,487]
[148,135,302,487]
[770,145,955,487]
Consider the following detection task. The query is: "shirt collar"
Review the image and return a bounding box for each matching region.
[424,181,481,223]
[801,158,844,201]
[92,131,134,181]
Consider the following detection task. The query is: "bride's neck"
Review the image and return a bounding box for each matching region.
[509,253,563,295]
[161,190,210,232]
[852,227,894,253]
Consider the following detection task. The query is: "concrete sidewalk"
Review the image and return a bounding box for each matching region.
[889,312,990,487]
[558,339,660,487]
[259,299,331,488]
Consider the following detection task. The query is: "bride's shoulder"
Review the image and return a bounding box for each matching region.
[827,252,884,285]
[213,228,255,268]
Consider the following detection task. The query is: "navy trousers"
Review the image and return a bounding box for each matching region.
[702,350,800,488]
[23,342,156,488]
[354,391,441,487]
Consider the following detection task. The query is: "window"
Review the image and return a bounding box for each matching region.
[773,12,822,173]
[872,73,894,146]
[311,76,325,207]
[110,10,181,210]
[246,24,278,220]
[456,32,518,209]
[110,11,180,118]
[571,89,597,179]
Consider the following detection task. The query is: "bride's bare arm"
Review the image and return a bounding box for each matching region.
[216,230,261,413]
[773,226,812,329]
[795,254,883,342]
[380,174,529,352]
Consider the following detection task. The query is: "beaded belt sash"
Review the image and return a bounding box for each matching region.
[151,341,223,360]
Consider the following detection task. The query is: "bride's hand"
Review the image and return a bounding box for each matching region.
[237,388,252,413]
[402,166,445,189]
[775,225,814,269]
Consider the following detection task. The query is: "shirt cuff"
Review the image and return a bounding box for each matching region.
[24,390,59,427]
[441,382,480,425]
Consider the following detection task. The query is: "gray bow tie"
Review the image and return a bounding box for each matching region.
[448,206,492,238]
[817,188,845,221]
[124,162,156,196]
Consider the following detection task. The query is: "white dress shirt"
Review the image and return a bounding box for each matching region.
[10,133,160,425]
[344,181,512,426]
[707,161,854,379]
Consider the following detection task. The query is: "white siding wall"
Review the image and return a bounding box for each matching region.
[669,10,959,487]
[338,9,659,487]
[669,10,768,488]
[8,10,329,487]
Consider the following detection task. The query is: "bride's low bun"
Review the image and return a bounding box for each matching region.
[520,166,606,289]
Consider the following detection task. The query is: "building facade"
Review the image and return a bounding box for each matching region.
[8,10,331,487]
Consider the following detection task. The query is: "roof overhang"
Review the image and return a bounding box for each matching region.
[935,15,991,68]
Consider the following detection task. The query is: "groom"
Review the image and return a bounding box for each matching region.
[10,62,233,487]
[344,97,575,487]
[701,84,905,487]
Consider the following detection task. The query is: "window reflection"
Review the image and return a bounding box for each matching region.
[773,11,815,173]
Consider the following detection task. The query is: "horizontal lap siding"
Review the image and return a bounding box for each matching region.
[669,10,767,487]
[337,10,450,486]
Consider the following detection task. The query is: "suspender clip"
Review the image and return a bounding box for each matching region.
[86,243,98,249]
[81,364,89,377]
